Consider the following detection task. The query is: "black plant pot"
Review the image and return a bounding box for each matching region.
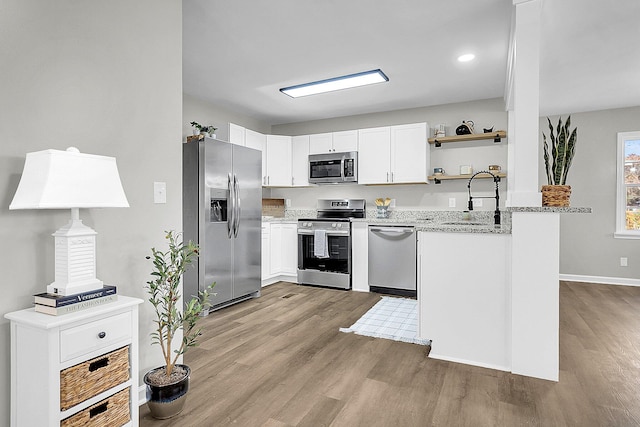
[144,364,191,419]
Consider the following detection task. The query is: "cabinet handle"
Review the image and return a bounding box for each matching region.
[89,402,109,418]
[89,357,109,372]
[386,172,389,182]
[391,172,394,182]
[98,331,106,339]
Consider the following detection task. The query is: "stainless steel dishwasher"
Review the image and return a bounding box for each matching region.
[368,225,416,297]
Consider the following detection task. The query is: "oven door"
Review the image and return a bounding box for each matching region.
[297,229,351,289]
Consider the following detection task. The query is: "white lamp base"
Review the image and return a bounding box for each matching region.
[47,209,104,296]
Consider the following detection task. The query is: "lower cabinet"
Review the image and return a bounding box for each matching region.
[418,232,510,371]
[263,222,297,285]
[5,296,143,427]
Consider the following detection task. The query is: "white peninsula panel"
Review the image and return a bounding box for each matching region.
[418,231,511,371]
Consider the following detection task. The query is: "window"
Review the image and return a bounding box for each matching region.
[616,131,640,238]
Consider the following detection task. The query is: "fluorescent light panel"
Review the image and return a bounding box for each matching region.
[280,69,388,98]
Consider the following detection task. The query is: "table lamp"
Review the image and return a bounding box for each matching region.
[9,147,129,296]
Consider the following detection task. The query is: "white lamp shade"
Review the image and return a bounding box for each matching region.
[10,147,129,209]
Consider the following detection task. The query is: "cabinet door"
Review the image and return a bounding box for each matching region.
[390,123,428,183]
[291,135,310,187]
[245,129,265,151]
[358,127,391,184]
[332,130,358,153]
[309,133,333,154]
[269,224,282,275]
[265,135,292,186]
[261,224,270,281]
[229,123,245,146]
[280,223,298,275]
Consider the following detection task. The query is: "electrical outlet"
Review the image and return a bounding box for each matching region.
[448,198,456,208]
[153,182,167,204]
[620,257,628,267]
[390,199,396,208]
[285,199,291,208]
[473,199,483,207]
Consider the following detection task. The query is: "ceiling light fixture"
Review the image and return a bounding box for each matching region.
[280,69,389,98]
[457,54,476,62]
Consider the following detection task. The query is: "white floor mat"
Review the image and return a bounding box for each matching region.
[339,296,430,345]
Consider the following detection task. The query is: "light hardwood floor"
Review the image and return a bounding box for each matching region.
[139,281,640,426]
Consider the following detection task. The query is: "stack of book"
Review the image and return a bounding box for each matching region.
[34,285,117,315]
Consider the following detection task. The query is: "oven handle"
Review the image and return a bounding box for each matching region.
[297,229,350,236]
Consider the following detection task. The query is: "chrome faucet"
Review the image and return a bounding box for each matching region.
[467,171,501,225]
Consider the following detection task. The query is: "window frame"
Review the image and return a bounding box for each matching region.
[615,131,640,239]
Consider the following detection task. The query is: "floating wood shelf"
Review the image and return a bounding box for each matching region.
[428,172,507,184]
[428,131,507,147]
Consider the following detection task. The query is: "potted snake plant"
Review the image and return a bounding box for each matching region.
[542,115,577,207]
[143,231,214,419]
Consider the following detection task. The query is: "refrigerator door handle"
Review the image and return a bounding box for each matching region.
[227,173,234,239]
[233,174,241,237]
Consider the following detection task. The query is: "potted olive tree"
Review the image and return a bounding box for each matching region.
[143,231,214,419]
[542,115,577,207]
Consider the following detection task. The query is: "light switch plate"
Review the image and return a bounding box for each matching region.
[154,182,167,204]
[449,198,456,208]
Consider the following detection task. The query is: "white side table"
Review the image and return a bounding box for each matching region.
[5,295,142,427]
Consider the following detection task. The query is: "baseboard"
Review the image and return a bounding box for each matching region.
[138,385,147,406]
[560,274,640,287]
[262,274,297,287]
[428,352,510,373]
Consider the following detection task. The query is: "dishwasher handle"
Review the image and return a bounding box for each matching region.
[369,227,414,234]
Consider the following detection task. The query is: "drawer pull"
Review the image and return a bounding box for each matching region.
[98,331,106,339]
[89,402,108,418]
[89,357,109,372]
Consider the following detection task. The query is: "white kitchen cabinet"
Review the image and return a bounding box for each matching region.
[309,130,358,154]
[291,135,310,186]
[280,223,298,275]
[265,222,298,285]
[390,123,429,183]
[358,123,428,184]
[309,133,333,155]
[5,296,143,427]
[418,231,510,371]
[261,223,271,284]
[269,224,283,276]
[358,126,391,184]
[332,130,358,152]
[264,135,292,186]
[229,122,245,146]
[245,128,265,152]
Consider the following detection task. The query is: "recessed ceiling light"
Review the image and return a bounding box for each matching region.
[280,69,389,98]
[457,54,476,63]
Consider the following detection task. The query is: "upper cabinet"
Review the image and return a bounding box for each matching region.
[245,128,265,151]
[229,123,246,146]
[358,123,429,184]
[358,127,391,184]
[264,135,292,187]
[291,135,310,187]
[309,130,358,154]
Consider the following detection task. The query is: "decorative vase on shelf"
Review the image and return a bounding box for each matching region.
[541,185,571,207]
[208,133,216,139]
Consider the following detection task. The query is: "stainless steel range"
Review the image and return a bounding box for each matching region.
[297,199,366,289]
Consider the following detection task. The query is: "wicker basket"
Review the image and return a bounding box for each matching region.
[542,185,571,207]
[60,346,130,411]
[61,388,130,427]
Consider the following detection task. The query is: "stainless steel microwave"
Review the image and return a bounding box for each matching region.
[308,151,358,184]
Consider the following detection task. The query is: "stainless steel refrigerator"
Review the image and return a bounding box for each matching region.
[183,137,262,312]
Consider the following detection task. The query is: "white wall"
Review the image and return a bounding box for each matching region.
[540,106,640,282]
[270,98,508,210]
[0,1,182,422]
